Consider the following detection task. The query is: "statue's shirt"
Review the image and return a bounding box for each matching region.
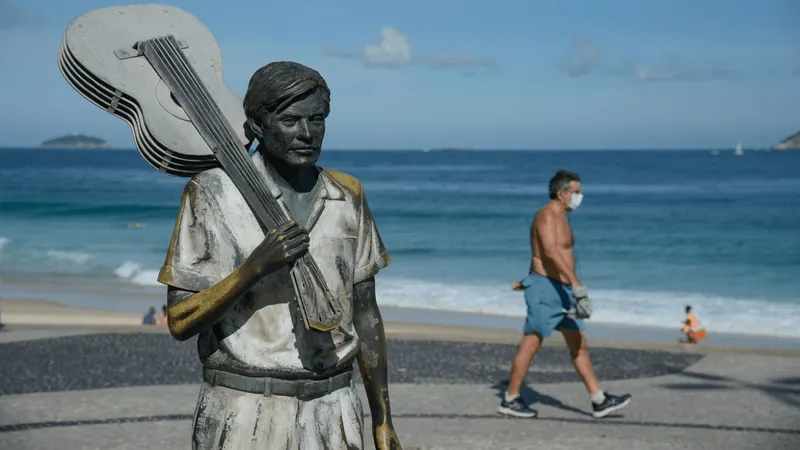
[157,151,390,377]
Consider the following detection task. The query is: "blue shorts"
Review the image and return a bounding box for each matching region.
[521,272,586,338]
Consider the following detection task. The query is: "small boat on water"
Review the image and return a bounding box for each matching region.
[734,142,744,156]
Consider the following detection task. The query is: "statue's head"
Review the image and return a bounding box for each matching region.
[243,61,331,168]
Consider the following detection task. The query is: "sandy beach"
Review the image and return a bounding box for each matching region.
[1,298,143,327]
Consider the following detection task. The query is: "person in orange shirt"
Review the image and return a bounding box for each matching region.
[681,305,707,344]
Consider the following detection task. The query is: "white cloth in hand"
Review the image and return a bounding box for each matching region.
[570,285,592,319]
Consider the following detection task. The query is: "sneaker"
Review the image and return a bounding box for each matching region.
[592,392,632,418]
[498,396,538,418]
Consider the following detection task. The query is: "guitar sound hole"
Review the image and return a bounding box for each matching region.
[170,92,182,108]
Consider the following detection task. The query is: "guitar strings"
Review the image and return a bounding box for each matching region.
[151,37,283,226]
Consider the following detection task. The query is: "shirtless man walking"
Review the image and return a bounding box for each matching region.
[498,170,632,419]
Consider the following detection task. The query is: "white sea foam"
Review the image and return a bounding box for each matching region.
[45,250,92,265]
[5,251,797,338]
[113,261,161,287]
[40,255,800,339]
[375,276,800,338]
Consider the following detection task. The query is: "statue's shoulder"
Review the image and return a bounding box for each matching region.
[189,167,231,190]
[322,167,363,198]
[183,168,234,205]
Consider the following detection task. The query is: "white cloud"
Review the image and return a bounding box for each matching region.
[363,27,412,66]
[324,26,497,71]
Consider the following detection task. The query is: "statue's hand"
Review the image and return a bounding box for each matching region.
[373,423,402,450]
[244,220,309,279]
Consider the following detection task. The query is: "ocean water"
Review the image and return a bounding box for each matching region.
[1,148,798,337]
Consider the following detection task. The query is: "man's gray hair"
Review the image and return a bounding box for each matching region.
[548,170,581,199]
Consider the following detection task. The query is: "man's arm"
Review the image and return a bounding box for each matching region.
[352,277,396,435]
[538,210,581,286]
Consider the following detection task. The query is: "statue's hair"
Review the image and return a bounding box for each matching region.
[242,61,331,146]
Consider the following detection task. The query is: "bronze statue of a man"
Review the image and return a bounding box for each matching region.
[157,61,402,450]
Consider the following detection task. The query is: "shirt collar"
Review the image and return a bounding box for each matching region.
[250,149,344,201]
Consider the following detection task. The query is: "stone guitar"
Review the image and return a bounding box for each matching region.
[57,3,343,332]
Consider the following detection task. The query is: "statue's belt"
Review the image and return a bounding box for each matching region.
[202,368,352,400]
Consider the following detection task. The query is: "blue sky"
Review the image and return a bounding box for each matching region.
[1,0,798,149]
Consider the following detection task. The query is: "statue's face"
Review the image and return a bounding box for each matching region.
[261,88,326,168]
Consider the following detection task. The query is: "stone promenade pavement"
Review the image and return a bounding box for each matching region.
[1,325,798,449]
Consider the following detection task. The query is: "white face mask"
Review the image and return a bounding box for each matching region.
[568,192,583,210]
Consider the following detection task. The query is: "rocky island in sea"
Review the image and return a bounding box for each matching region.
[40,133,110,149]
[772,130,800,150]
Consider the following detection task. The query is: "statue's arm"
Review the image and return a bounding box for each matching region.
[163,180,308,341]
[352,277,395,432]
[166,265,257,341]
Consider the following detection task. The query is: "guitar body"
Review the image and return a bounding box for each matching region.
[58,3,248,176]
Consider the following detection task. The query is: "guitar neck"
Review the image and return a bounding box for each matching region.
[140,35,284,230]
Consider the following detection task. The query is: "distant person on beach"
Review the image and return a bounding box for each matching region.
[500,170,632,419]
[156,304,168,326]
[680,305,707,344]
[141,306,156,325]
